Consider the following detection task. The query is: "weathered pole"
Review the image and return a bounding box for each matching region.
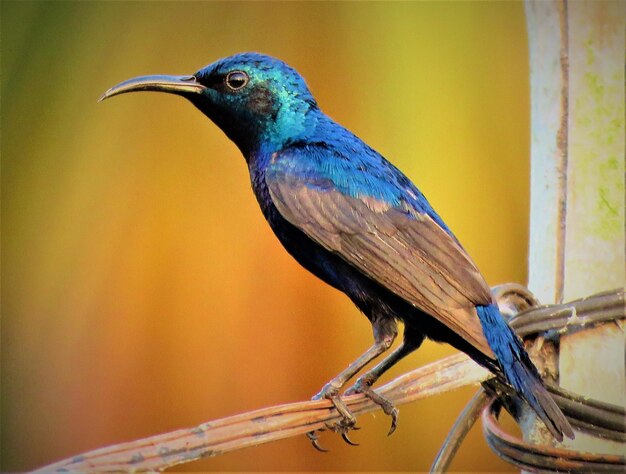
[525,0,625,455]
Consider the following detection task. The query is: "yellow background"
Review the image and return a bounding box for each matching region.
[2,1,529,471]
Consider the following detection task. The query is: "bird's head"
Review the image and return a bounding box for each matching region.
[100,53,319,156]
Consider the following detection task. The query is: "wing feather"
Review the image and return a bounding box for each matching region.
[267,164,495,357]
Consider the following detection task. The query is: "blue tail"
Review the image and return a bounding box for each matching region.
[476,304,574,441]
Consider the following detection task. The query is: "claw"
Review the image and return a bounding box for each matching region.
[306,430,328,452]
[387,407,399,436]
[312,385,360,445]
[348,383,400,437]
[330,395,356,428]
[341,431,359,446]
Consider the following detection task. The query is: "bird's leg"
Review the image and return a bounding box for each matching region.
[313,339,394,422]
[344,328,425,435]
[308,319,397,448]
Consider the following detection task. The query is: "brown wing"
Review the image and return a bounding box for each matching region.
[267,171,495,358]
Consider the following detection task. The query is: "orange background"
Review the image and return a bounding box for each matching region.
[2,1,529,471]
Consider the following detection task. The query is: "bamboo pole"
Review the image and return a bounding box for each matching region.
[525,0,625,455]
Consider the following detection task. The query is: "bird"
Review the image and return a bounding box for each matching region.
[100,52,574,446]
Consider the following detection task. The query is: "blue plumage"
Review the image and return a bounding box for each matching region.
[476,304,571,438]
[275,123,450,219]
[102,52,574,442]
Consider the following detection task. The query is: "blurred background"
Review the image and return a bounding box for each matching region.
[2,1,529,471]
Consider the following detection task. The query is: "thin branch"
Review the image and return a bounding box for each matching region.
[482,398,625,472]
[32,352,489,473]
[430,388,492,472]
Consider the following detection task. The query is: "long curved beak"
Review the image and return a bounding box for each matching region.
[99,74,206,102]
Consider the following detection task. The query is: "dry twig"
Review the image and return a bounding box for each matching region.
[33,352,489,473]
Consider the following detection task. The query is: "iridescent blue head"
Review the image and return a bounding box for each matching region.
[101,53,319,156]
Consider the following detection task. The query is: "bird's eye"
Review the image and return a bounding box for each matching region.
[225,71,249,91]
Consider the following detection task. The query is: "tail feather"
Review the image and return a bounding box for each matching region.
[476,304,574,441]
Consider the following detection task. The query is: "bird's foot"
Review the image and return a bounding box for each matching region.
[306,428,328,452]
[345,377,399,436]
[306,382,360,450]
